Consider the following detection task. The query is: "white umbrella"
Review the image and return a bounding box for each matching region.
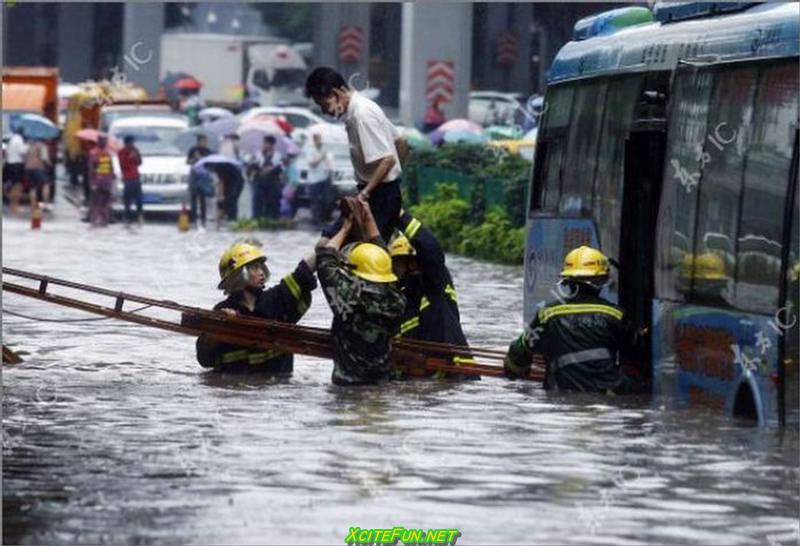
[198,107,234,124]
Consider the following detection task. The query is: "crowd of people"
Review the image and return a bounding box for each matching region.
[2,127,56,216]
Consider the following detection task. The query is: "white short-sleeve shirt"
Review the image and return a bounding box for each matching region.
[344,92,402,185]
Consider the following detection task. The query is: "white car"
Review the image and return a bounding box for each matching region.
[238,106,326,130]
[109,116,190,214]
[100,104,187,132]
[468,91,526,127]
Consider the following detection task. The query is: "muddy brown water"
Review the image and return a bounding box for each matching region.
[2,205,798,545]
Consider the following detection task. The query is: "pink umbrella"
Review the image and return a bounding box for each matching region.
[237,120,287,156]
[436,118,484,133]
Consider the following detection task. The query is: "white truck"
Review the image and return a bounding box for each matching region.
[159,33,309,107]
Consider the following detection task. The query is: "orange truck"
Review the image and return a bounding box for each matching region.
[2,66,60,124]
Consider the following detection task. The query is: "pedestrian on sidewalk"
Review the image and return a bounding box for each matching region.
[305,67,408,244]
[118,135,143,226]
[4,127,28,214]
[305,132,335,226]
[252,136,283,221]
[88,135,115,227]
[24,138,52,212]
[186,134,212,229]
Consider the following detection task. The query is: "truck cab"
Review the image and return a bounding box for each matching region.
[245,44,309,107]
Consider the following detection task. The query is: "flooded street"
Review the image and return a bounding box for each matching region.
[3,200,798,545]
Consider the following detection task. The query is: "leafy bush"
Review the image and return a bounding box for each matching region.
[459,208,525,265]
[404,143,531,227]
[408,183,470,251]
[410,183,524,265]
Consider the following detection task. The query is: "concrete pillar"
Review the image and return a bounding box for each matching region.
[312,3,371,84]
[399,2,472,127]
[122,3,164,95]
[57,3,94,83]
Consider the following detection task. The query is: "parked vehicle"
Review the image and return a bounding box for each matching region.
[99,102,186,132]
[159,33,287,105]
[468,91,526,127]
[108,116,190,215]
[238,106,325,130]
[245,44,309,107]
[526,2,799,425]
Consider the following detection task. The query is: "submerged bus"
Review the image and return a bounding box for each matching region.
[524,2,799,425]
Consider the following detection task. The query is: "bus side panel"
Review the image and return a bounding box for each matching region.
[523,218,614,325]
[653,301,780,424]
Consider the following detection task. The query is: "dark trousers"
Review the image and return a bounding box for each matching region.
[123,178,143,223]
[252,177,281,220]
[310,176,333,225]
[223,177,243,220]
[190,186,206,226]
[322,178,402,243]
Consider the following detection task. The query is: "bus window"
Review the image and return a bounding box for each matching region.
[783,164,799,424]
[541,142,564,211]
[533,85,574,212]
[593,75,642,260]
[655,67,714,301]
[540,84,574,138]
[692,65,759,307]
[560,80,608,216]
[735,62,799,313]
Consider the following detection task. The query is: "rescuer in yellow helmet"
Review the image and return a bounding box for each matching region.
[195,238,317,375]
[316,197,405,385]
[389,210,476,380]
[504,245,632,393]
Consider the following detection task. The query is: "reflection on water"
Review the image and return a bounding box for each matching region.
[3,212,798,545]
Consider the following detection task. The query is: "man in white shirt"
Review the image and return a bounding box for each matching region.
[305,132,334,225]
[4,127,28,213]
[252,135,283,220]
[305,67,408,243]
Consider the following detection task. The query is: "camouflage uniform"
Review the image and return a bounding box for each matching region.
[316,242,406,386]
[196,260,316,374]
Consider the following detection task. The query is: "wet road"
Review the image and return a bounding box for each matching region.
[3,198,798,545]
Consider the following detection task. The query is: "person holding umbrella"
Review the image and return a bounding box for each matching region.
[186,134,212,229]
[4,126,28,215]
[253,135,283,221]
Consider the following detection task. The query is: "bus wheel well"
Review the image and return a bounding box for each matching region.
[733,383,758,423]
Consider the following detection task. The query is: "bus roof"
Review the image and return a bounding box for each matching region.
[549,2,799,84]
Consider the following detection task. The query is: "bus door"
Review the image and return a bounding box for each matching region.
[619,129,667,384]
[779,129,799,426]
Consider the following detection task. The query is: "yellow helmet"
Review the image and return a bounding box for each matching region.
[388,233,415,257]
[682,252,727,281]
[217,242,267,289]
[348,243,398,283]
[561,246,610,278]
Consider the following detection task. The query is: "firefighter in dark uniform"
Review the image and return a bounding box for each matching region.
[316,199,406,386]
[196,240,317,375]
[390,211,477,379]
[504,246,631,393]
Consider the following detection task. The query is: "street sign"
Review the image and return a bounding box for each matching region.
[338,25,364,64]
[425,60,455,103]
[496,31,518,65]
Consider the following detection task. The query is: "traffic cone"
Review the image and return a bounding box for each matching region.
[177,202,191,232]
[31,201,43,230]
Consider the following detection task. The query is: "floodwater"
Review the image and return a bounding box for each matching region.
[3,196,798,545]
